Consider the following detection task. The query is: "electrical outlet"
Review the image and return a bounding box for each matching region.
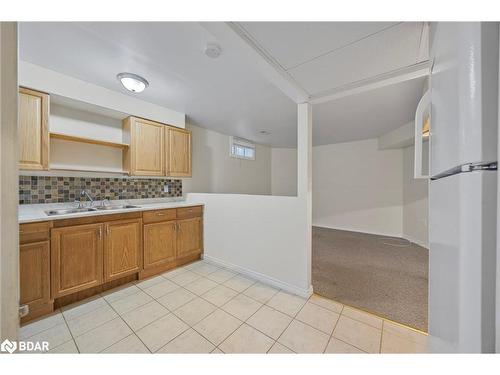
[163,184,170,193]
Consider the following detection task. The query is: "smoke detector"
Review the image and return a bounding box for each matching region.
[205,43,222,58]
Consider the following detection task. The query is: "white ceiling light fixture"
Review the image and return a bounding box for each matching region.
[117,72,149,93]
[204,43,222,58]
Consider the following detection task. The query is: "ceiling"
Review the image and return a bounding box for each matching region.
[238,22,426,96]
[313,77,425,145]
[19,22,428,147]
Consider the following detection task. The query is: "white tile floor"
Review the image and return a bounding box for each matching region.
[20,260,429,354]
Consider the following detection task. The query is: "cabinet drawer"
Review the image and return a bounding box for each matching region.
[143,209,177,224]
[20,221,51,244]
[176,206,202,220]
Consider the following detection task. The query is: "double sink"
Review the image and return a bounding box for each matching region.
[45,204,140,216]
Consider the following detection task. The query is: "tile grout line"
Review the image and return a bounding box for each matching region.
[335,304,383,354]
[128,262,246,352]
[100,295,153,353]
[186,284,262,351]
[323,303,371,354]
[20,309,65,342]
[59,308,80,354]
[30,260,412,354]
[316,290,428,335]
[154,268,282,352]
[26,261,261,354]
[269,294,311,353]
[219,295,283,353]
[323,302,344,353]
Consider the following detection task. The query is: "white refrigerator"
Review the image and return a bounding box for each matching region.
[424,22,498,353]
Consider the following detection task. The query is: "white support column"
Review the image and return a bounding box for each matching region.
[297,102,313,293]
[0,22,19,341]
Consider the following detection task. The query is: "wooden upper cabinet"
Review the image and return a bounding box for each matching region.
[123,116,192,177]
[177,217,202,258]
[143,221,177,270]
[166,127,192,177]
[51,223,103,298]
[18,87,49,170]
[123,117,164,176]
[104,219,142,282]
[20,241,50,310]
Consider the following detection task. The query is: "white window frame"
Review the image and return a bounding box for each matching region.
[229,136,256,160]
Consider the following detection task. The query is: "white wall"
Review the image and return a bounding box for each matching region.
[19,61,185,128]
[402,145,429,247]
[187,193,311,295]
[271,148,297,196]
[186,103,313,297]
[270,138,430,243]
[313,138,404,237]
[182,123,272,195]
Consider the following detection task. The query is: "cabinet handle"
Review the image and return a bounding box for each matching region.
[106,226,110,236]
[99,228,102,240]
[157,213,165,216]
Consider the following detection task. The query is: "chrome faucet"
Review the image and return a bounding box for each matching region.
[75,189,94,208]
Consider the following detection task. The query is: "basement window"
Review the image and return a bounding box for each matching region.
[230,137,255,160]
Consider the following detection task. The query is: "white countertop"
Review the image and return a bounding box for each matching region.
[19,198,204,224]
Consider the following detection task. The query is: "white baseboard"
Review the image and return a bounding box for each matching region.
[203,255,313,298]
[312,224,403,238]
[313,224,430,249]
[401,235,429,250]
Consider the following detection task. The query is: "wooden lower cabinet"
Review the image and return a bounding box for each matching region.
[177,217,203,258]
[20,206,203,322]
[104,219,142,281]
[51,223,103,298]
[20,241,51,313]
[143,220,177,270]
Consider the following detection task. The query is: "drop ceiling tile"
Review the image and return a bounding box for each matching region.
[239,22,399,69]
[289,22,424,95]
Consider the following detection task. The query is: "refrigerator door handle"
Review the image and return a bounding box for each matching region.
[414,90,431,179]
[430,161,497,180]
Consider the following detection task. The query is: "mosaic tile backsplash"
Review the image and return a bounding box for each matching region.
[19,176,182,204]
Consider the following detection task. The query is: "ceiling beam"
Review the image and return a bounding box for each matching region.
[201,22,430,106]
[200,22,310,103]
[310,60,431,105]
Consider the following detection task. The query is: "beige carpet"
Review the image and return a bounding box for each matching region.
[312,226,428,331]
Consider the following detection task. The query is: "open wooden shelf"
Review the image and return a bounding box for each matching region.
[50,132,129,149]
[49,165,129,174]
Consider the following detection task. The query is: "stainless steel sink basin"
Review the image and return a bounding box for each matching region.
[45,204,140,216]
[45,207,97,216]
[94,205,139,211]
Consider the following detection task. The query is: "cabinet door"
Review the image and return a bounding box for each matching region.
[51,223,103,298]
[143,221,177,270]
[177,217,202,258]
[126,117,164,176]
[104,219,142,281]
[20,241,50,310]
[166,127,192,177]
[19,88,49,170]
